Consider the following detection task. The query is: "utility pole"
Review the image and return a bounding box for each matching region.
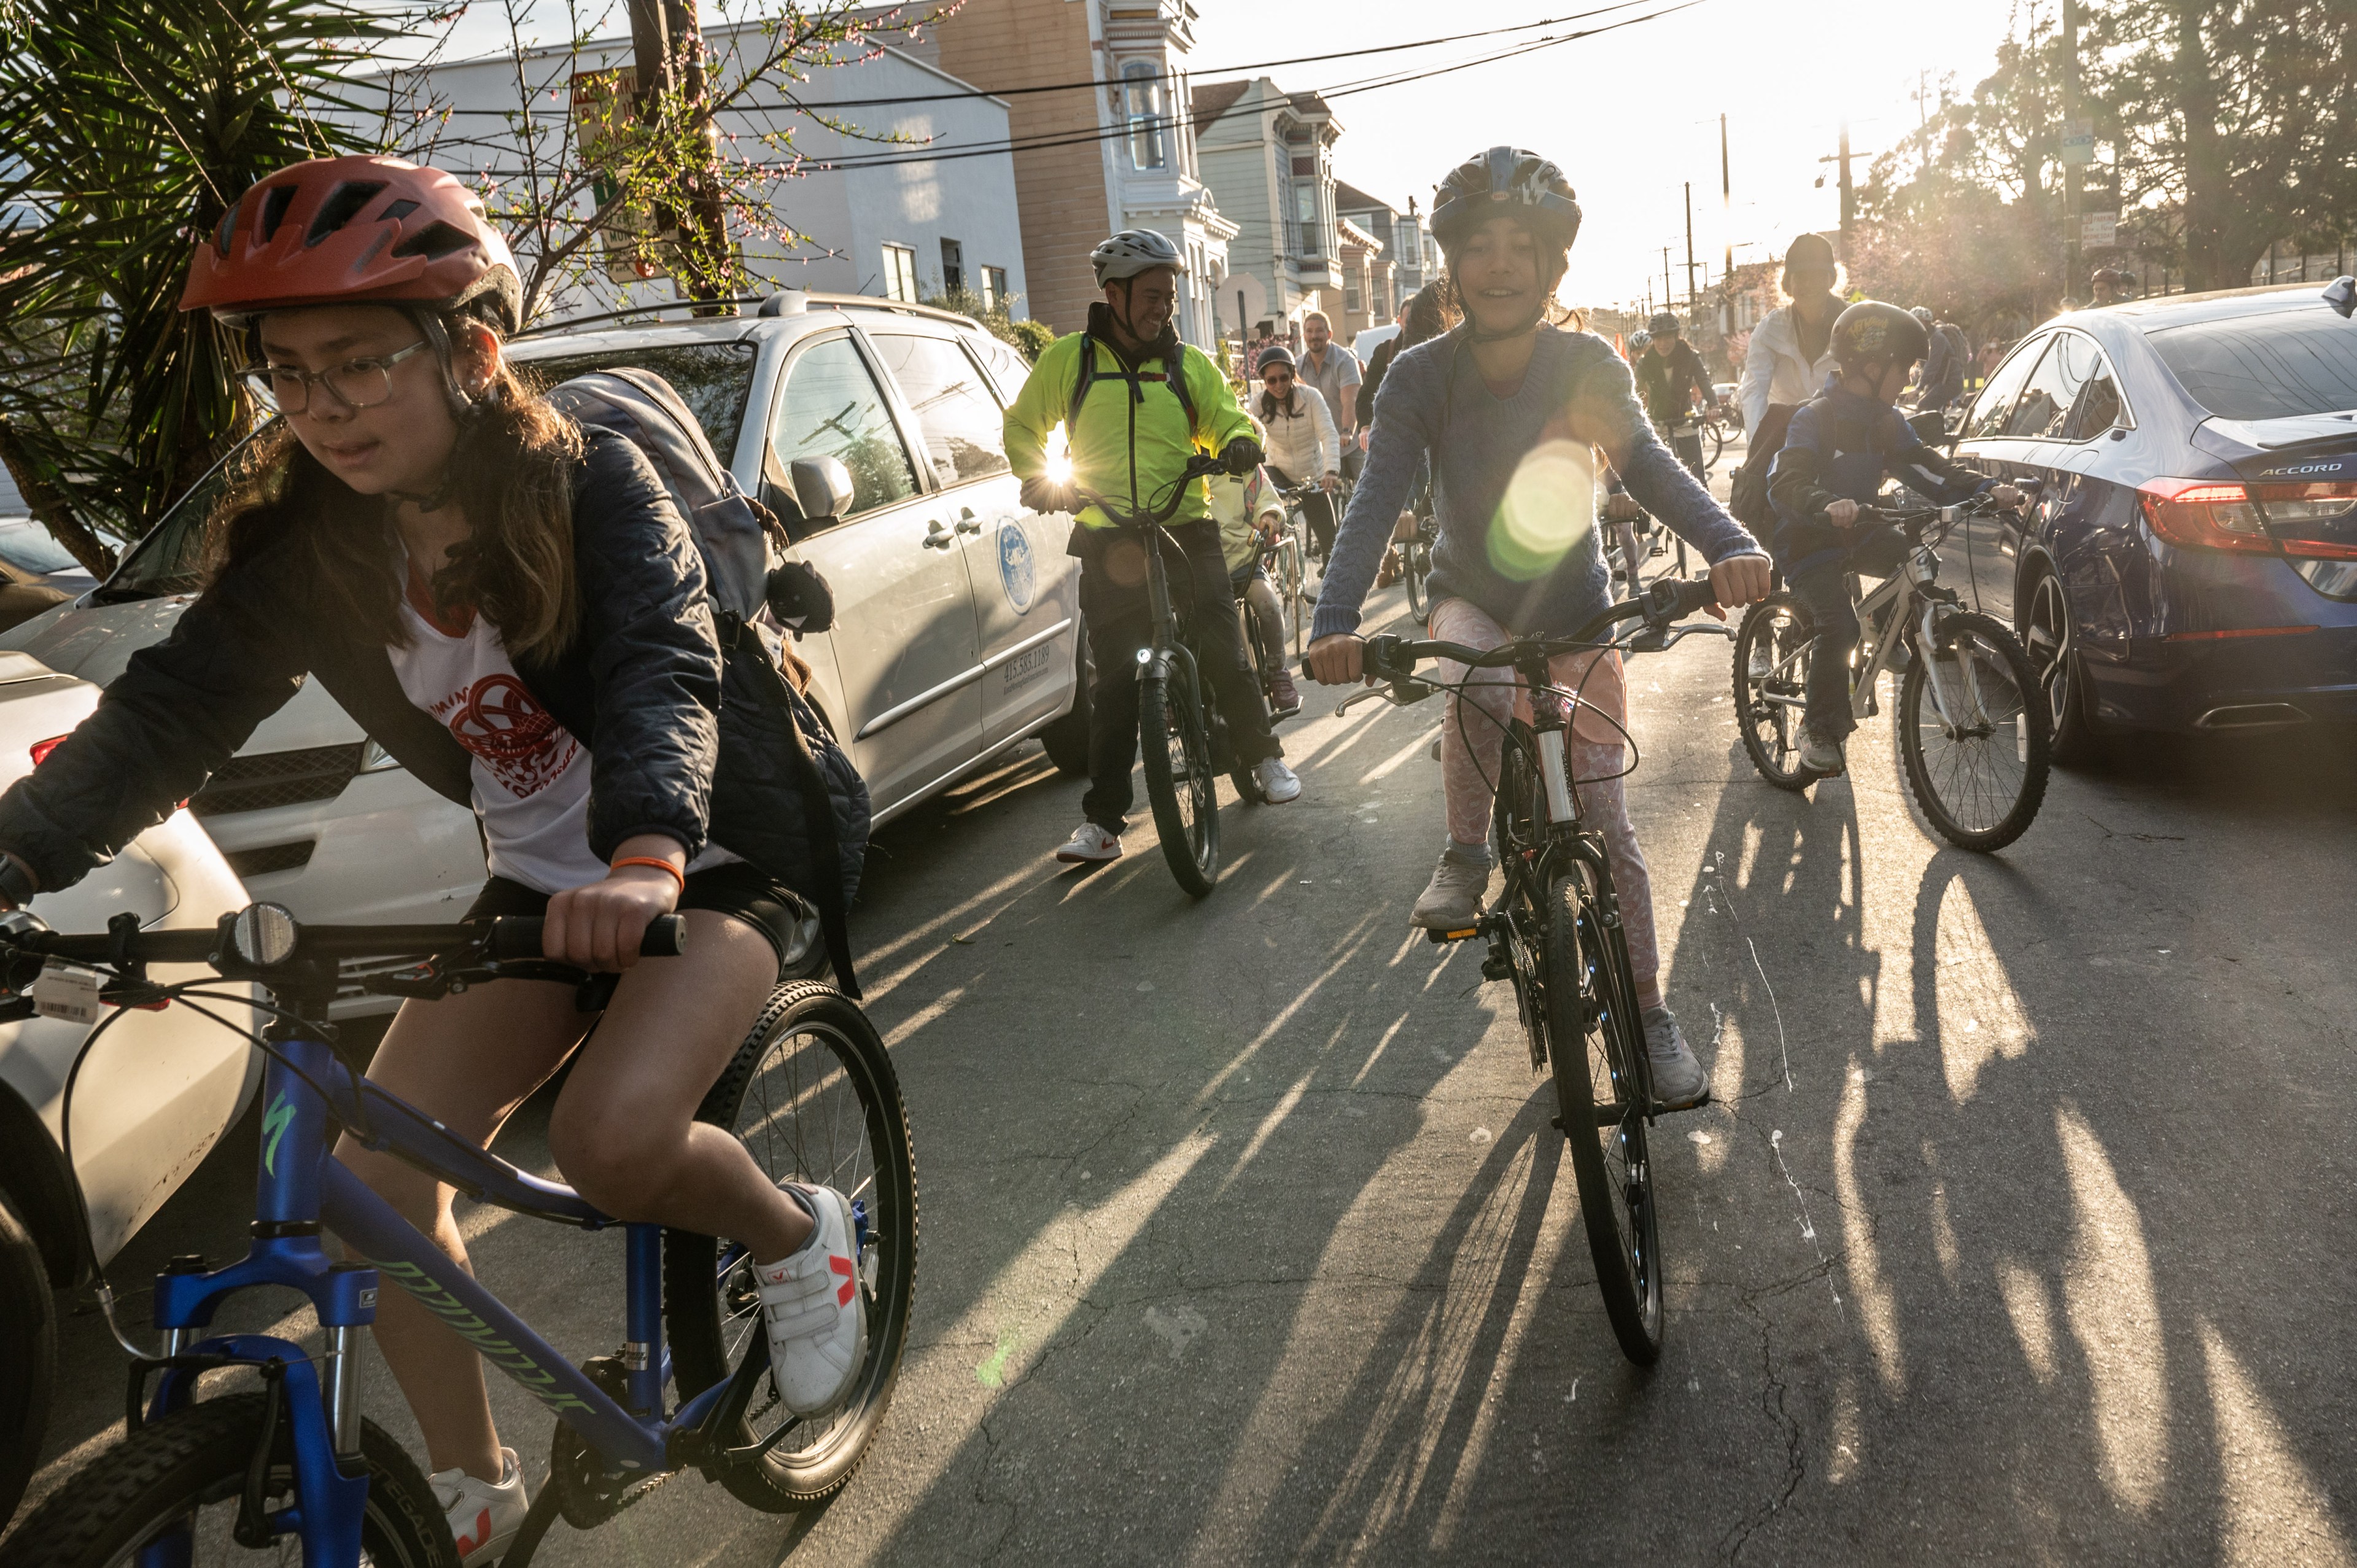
[628,0,729,309]
[1683,182,1699,319]
[1720,113,1734,335]
[1662,247,1674,316]
[1838,120,1854,265]
[2062,0,2084,305]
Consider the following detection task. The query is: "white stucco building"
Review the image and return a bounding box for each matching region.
[355,28,1030,322]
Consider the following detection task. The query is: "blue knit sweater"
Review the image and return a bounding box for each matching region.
[1311,325,1761,642]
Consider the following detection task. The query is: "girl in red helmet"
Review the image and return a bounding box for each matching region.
[0,157,867,1563]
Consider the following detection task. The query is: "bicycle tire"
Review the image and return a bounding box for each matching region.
[0,1189,56,1526]
[0,1394,454,1568]
[1489,724,1550,1072]
[1541,869,1664,1365]
[1138,668,1220,896]
[1897,611,2051,852]
[1733,595,1817,791]
[1404,542,1430,626]
[664,982,918,1512]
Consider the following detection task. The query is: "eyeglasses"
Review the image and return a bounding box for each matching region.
[241,340,432,414]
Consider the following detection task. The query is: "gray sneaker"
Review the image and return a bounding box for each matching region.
[1799,732,1845,775]
[1410,852,1491,931]
[1642,1005,1710,1110]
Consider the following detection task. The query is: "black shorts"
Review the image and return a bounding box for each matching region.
[464,861,811,979]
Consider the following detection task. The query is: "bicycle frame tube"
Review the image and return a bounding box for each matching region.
[1518,654,1582,829]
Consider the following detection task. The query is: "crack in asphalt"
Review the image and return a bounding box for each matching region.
[1719,1286,1808,1565]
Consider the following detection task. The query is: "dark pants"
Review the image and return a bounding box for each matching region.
[1271,467,1337,557]
[1669,430,1706,482]
[1078,525,1281,832]
[1785,525,1911,743]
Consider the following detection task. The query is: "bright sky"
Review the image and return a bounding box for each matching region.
[405,0,2027,313]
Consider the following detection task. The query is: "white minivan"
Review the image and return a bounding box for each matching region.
[0,293,1088,1009]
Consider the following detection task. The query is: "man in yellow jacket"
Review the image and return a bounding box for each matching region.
[1006,229,1303,866]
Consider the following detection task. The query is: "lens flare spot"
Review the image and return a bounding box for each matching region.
[1488,438,1596,581]
[1043,422,1074,484]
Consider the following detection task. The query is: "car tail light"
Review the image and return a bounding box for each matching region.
[2140,477,2357,559]
[29,735,66,767]
[2138,479,2274,553]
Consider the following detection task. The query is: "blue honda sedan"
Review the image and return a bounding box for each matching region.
[1949,281,2357,759]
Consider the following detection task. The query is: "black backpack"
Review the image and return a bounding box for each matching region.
[1726,402,1801,532]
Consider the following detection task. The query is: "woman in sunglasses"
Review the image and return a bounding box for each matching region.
[1254,343,1343,563]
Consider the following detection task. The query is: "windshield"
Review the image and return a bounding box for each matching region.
[2148,306,2357,421]
[516,341,759,460]
[98,441,248,602]
[0,519,90,576]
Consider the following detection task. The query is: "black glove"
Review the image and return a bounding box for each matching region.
[1221,437,1264,476]
[1019,475,1074,514]
[764,561,835,635]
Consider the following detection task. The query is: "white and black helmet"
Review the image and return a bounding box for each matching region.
[1091,228,1186,287]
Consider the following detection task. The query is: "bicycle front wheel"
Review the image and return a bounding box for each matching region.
[0,1394,454,1568]
[666,983,918,1512]
[1404,541,1431,626]
[1733,594,1817,791]
[1138,667,1221,896]
[1542,867,1664,1366]
[1898,611,2051,852]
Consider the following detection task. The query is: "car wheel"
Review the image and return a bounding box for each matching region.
[1039,624,1092,778]
[2021,569,2101,766]
[0,1187,57,1525]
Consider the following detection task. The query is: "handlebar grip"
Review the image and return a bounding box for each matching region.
[488,914,686,961]
[1364,632,1411,681]
[1651,576,1721,619]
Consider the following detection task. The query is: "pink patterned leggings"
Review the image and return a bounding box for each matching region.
[1432,605,1663,1012]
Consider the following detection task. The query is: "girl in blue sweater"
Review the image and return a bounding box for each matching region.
[1306,147,1773,1107]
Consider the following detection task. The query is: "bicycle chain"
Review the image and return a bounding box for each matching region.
[547,1356,683,1528]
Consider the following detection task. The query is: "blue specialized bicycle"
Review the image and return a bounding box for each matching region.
[0,904,916,1568]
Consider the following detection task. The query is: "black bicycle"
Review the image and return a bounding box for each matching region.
[1732,494,2050,852]
[1335,576,1728,1365]
[1075,452,1256,897]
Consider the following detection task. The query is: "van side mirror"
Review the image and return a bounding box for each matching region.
[2325,276,2357,319]
[790,457,855,528]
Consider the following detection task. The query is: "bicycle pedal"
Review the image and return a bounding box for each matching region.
[1424,923,1483,945]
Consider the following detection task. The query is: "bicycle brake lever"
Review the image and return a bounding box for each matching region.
[1334,686,1392,718]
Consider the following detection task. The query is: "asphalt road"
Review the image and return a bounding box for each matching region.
[20,553,2357,1565]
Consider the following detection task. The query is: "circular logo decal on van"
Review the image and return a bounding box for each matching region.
[999,519,1036,614]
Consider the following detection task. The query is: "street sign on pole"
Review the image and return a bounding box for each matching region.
[2081,211,2118,249]
[2060,118,2095,166]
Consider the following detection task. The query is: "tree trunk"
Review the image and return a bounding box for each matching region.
[0,418,120,578]
[2175,0,2232,289]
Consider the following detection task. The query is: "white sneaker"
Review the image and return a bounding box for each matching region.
[1253,756,1302,803]
[754,1184,869,1418]
[1055,822,1122,863]
[1799,734,1845,775]
[430,1447,529,1568]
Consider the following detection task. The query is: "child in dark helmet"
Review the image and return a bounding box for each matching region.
[1765,299,2024,775]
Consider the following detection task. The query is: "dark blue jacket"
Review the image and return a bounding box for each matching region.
[0,430,868,923]
[1765,378,1992,575]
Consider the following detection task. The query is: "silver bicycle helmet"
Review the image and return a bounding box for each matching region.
[1909,305,1936,327]
[1431,147,1583,251]
[1091,228,1186,287]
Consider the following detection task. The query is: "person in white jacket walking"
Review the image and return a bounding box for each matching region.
[1734,233,1845,438]
[1254,344,1343,558]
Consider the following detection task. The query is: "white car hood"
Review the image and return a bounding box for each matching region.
[0,596,366,751]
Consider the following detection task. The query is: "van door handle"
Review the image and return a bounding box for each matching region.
[923,519,955,549]
[954,507,983,536]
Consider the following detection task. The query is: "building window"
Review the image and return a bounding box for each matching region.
[940,238,964,296]
[980,266,1008,311]
[1294,180,1323,260]
[880,243,918,303]
[1122,62,1166,171]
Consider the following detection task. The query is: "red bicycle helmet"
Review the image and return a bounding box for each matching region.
[182,155,521,333]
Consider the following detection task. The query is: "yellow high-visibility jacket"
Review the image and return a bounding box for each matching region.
[1004,326,1255,530]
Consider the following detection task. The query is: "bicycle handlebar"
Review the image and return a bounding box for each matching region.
[0,910,685,973]
[1070,451,1230,530]
[1364,576,1722,682]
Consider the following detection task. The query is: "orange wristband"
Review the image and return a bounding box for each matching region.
[610,856,686,894]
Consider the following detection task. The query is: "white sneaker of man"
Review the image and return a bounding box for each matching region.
[1642,1005,1711,1111]
[430,1447,529,1568]
[1055,822,1122,863]
[1253,756,1303,803]
[754,1183,870,1417]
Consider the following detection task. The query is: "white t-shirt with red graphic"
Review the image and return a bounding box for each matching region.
[389,565,734,893]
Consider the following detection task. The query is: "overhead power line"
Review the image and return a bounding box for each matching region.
[379,0,1666,118]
